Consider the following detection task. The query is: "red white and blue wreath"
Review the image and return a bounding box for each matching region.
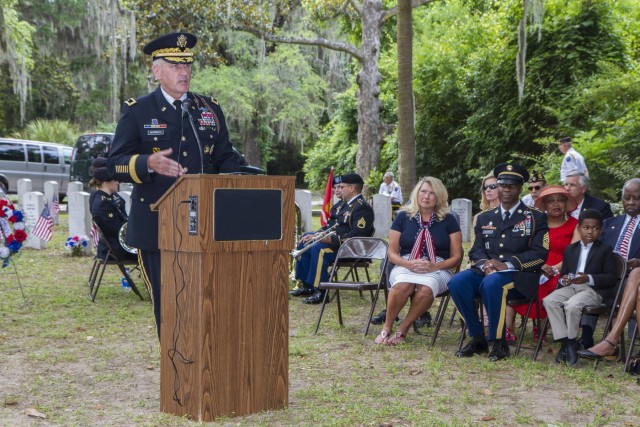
[0,197,28,268]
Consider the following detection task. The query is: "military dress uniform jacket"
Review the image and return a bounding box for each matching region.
[328,195,375,250]
[90,190,129,260]
[107,87,239,251]
[469,201,549,298]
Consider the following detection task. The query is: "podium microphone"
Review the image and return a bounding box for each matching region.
[181,98,204,174]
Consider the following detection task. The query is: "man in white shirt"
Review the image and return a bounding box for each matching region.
[558,137,588,183]
[379,172,403,205]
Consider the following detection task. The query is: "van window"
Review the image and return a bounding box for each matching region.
[43,146,60,164]
[63,147,72,164]
[0,142,24,161]
[27,144,42,162]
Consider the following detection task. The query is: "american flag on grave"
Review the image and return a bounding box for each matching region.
[32,203,53,242]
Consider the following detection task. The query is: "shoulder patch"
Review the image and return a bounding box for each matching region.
[124,98,137,107]
[210,97,219,105]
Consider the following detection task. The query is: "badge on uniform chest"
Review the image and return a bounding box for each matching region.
[198,110,217,129]
[481,221,496,236]
[145,118,166,135]
[512,211,532,237]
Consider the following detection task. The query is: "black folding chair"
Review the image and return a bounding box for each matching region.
[314,237,389,336]
[88,223,144,302]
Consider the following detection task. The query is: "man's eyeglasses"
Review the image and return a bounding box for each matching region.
[483,184,498,191]
[528,186,542,191]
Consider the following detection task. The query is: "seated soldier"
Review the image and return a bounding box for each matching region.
[89,157,137,262]
[292,173,375,304]
[542,209,617,366]
[448,162,549,361]
[290,175,344,295]
[521,171,546,207]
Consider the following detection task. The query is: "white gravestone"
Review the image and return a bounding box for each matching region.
[44,181,60,225]
[118,191,132,216]
[68,191,93,255]
[373,193,392,239]
[66,181,84,196]
[23,192,46,250]
[17,179,32,210]
[294,190,313,233]
[451,198,472,243]
[119,182,134,193]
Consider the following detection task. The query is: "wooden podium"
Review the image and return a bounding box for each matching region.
[152,174,294,421]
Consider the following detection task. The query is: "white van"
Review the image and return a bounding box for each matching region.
[0,138,72,198]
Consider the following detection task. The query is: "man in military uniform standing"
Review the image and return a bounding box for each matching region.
[292,173,375,304]
[449,163,549,361]
[107,32,239,336]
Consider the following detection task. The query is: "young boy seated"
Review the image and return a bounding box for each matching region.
[542,209,618,366]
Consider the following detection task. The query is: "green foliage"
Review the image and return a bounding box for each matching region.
[304,87,358,189]
[11,119,80,146]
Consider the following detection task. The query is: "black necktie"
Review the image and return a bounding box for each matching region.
[173,99,183,118]
[504,210,510,222]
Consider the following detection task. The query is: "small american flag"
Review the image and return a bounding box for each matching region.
[32,203,53,241]
[50,194,60,218]
[90,223,100,247]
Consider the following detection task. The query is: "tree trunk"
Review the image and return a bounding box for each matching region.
[355,0,385,191]
[396,0,416,201]
[243,116,263,167]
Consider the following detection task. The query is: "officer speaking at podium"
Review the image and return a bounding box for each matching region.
[107,31,239,337]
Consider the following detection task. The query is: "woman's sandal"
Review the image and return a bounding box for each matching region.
[388,331,407,346]
[375,330,390,345]
[577,338,617,360]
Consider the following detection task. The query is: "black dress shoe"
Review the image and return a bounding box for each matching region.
[415,311,432,328]
[290,287,315,297]
[456,337,488,358]
[303,291,326,304]
[370,309,387,325]
[555,341,567,364]
[488,340,510,362]
[566,338,579,367]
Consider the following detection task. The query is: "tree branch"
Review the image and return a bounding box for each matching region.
[234,25,363,61]
[348,0,363,15]
[383,0,438,21]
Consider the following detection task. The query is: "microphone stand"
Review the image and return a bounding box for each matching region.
[181,101,204,174]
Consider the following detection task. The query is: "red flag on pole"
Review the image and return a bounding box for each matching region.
[320,167,334,227]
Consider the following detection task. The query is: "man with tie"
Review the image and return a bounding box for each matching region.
[107,32,239,337]
[578,178,640,348]
[448,162,549,361]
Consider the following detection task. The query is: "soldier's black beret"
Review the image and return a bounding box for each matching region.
[91,157,112,182]
[341,173,364,185]
[143,32,197,64]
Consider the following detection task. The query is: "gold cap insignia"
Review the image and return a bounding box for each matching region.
[507,165,513,171]
[177,34,187,48]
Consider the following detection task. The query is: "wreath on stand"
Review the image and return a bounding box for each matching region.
[0,197,28,268]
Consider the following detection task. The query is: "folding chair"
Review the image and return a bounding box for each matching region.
[624,317,639,373]
[88,223,144,302]
[314,237,389,336]
[506,287,541,357]
[422,257,463,346]
[533,253,627,361]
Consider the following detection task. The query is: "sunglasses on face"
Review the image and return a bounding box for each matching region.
[484,184,498,191]
[528,186,542,191]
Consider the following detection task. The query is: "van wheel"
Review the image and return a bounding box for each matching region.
[0,181,7,195]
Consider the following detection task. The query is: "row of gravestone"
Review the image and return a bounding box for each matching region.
[10,179,133,254]
[294,190,472,243]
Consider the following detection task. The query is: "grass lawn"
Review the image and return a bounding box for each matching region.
[1,213,639,426]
